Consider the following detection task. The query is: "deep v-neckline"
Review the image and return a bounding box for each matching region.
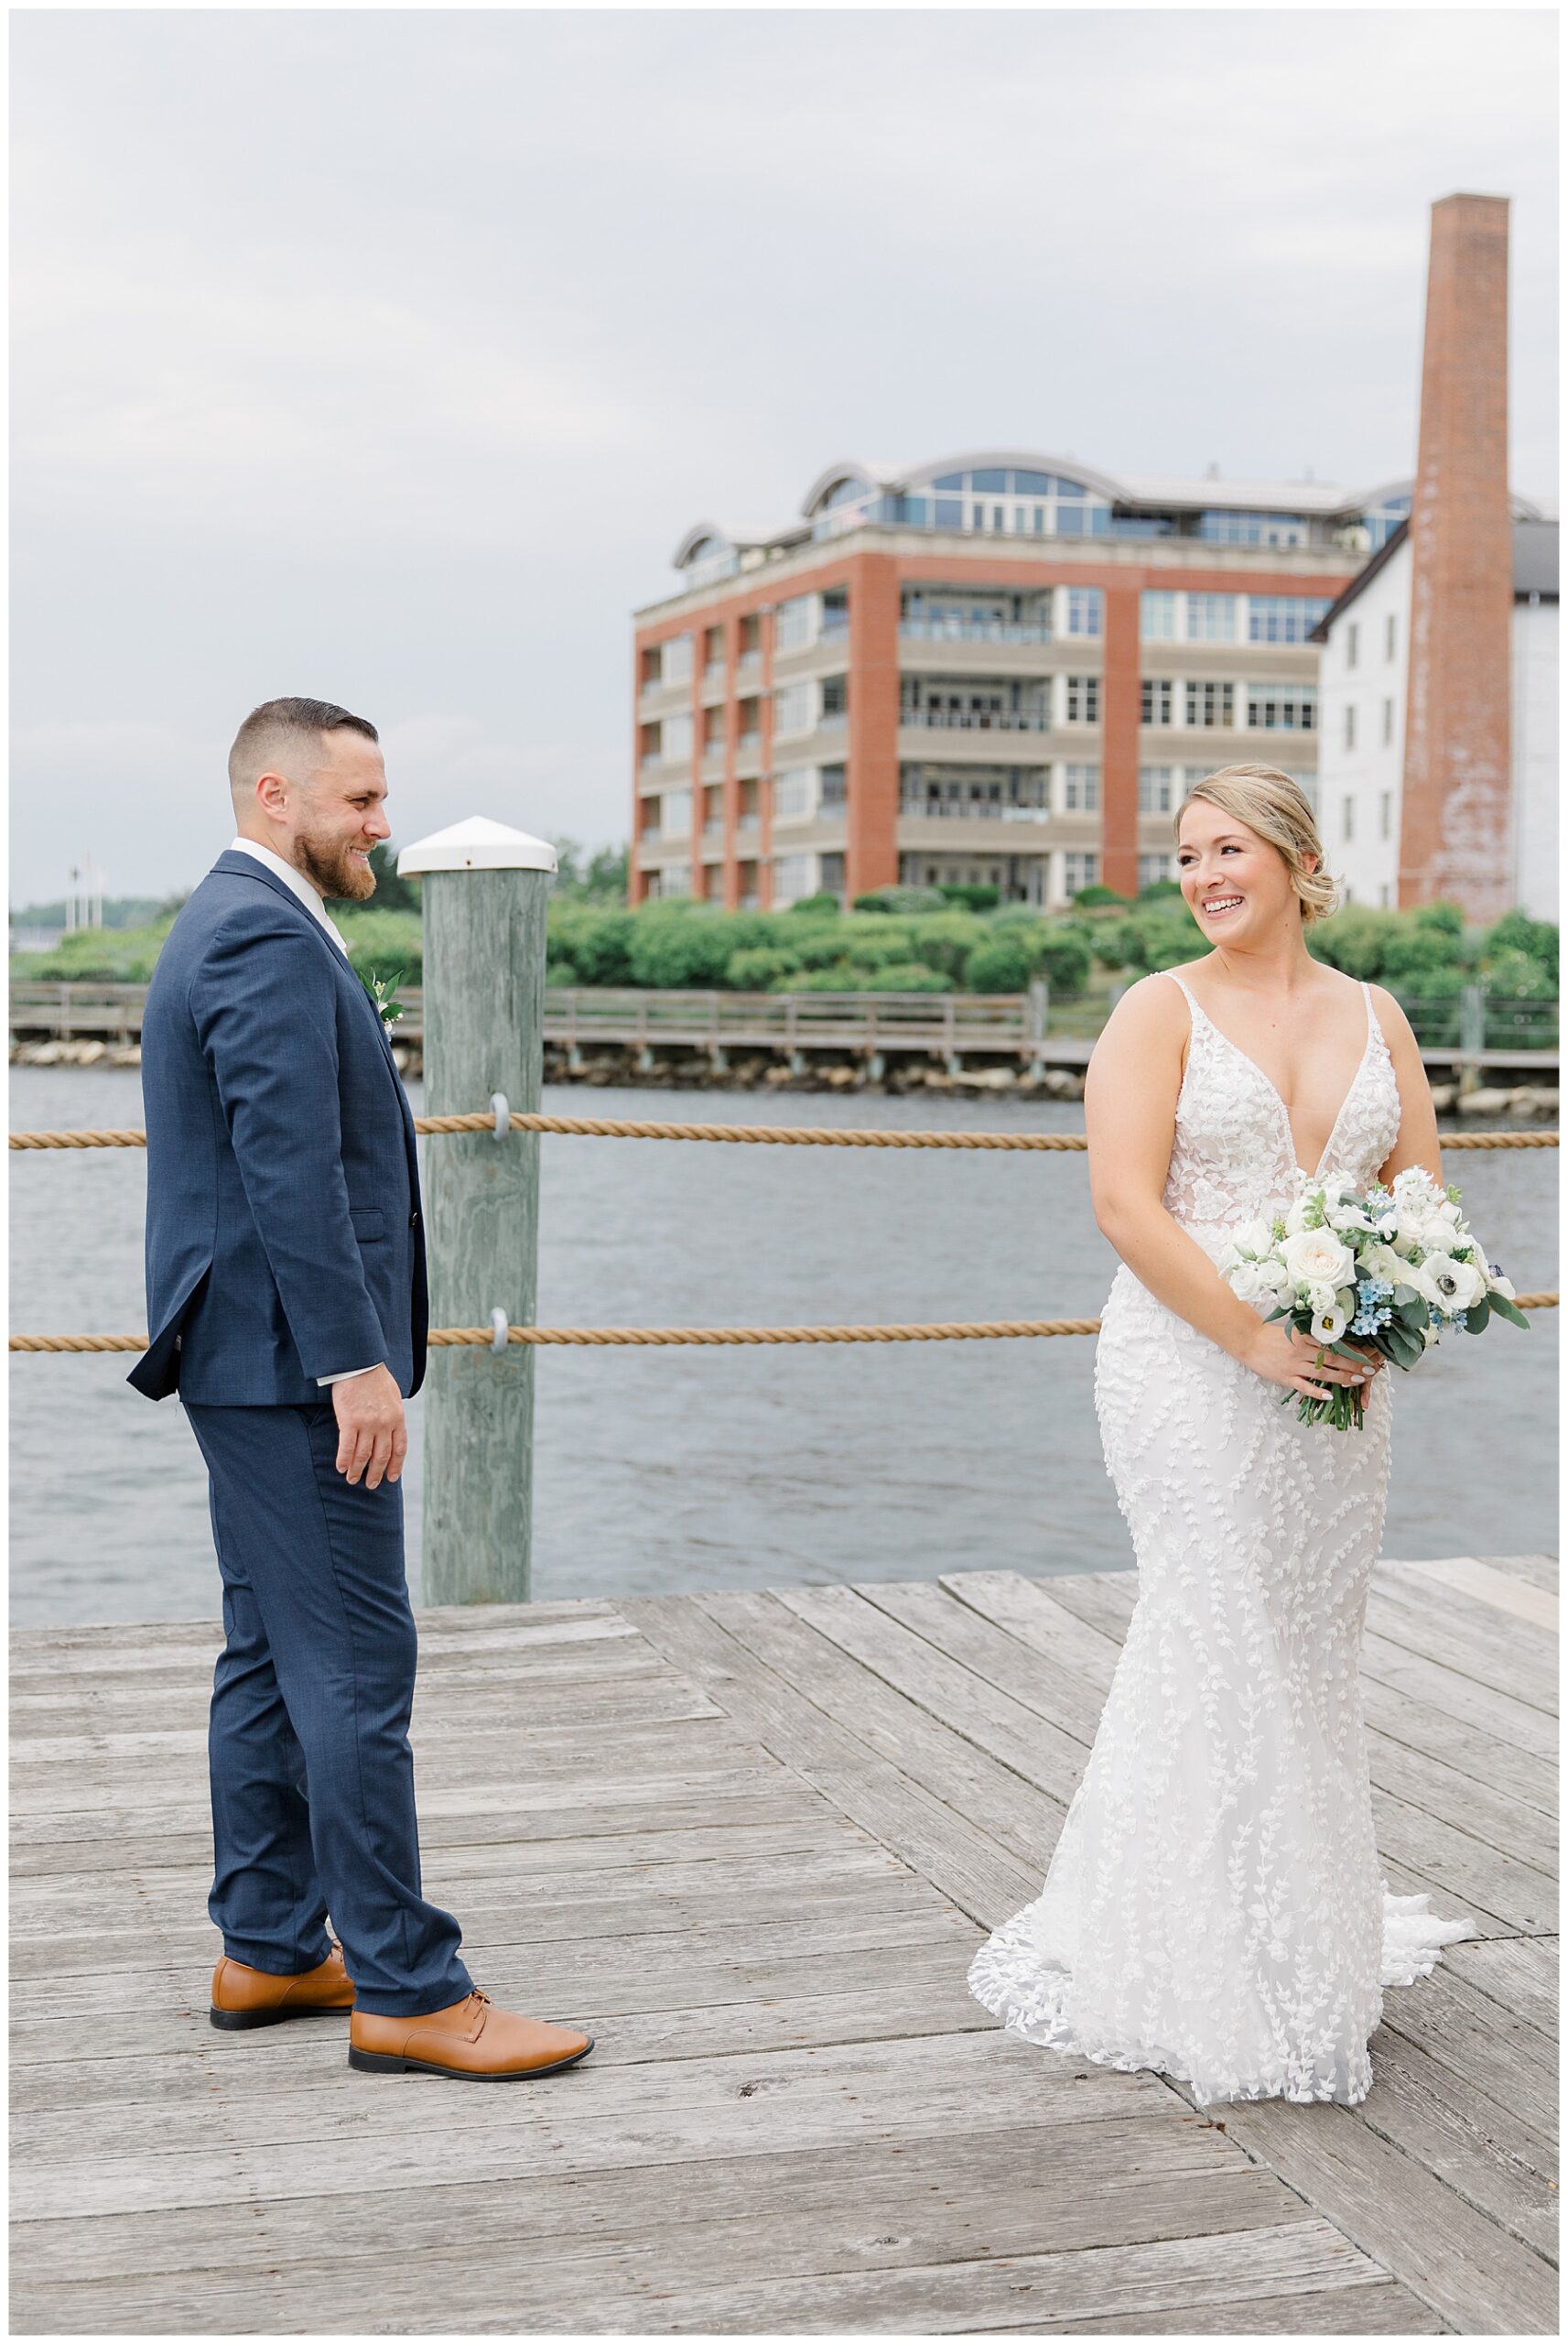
[1173,973,1375,1180]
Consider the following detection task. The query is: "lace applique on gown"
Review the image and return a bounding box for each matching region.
[967,971,1477,2107]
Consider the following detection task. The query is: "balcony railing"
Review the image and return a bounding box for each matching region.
[901,707,1052,732]
[901,618,1052,645]
[899,798,1052,822]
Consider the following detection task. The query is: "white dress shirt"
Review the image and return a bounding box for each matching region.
[227,837,381,1390]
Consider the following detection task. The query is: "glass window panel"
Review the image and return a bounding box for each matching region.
[934,497,963,526]
[1054,505,1086,535]
[1141,591,1177,641]
[1185,593,1238,642]
[932,472,965,491]
[1054,478,1087,497]
[971,468,1009,491]
[1011,471,1054,494]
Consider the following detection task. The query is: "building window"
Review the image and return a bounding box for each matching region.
[1139,765,1177,813]
[775,594,818,652]
[1141,677,1174,726]
[1141,591,1177,641]
[773,766,815,823]
[661,788,692,840]
[1194,510,1306,548]
[1379,789,1392,841]
[820,763,848,810]
[1381,697,1395,746]
[1185,679,1234,728]
[1139,852,1175,888]
[661,711,693,764]
[1064,587,1103,637]
[773,680,815,738]
[820,674,849,728]
[1346,623,1359,670]
[1385,613,1397,662]
[1065,675,1100,723]
[773,852,814,905]
[1342,796,1354,843]
[1184,593,1238,642]
[1345,704,1357,751]
[1062,852,1100,897]
[1062,764,1100,812]
[1248,594,1331,645]
[1379,883,1390,907]
[661,634,693,687]
[1245,684,1315,732]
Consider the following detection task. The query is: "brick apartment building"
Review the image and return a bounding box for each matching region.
[631,459,1421,910]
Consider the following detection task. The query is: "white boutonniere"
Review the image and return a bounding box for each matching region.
[363,968,406,1035]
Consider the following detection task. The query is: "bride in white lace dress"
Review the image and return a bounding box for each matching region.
[968,764,1476,2107]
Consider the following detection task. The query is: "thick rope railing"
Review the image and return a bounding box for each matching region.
[7,1115,1561,1152]
[9,1297,1558,1354]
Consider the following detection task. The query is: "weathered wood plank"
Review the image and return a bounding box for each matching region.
[11,2220,1393,2336]
[624,1591,1044,1928]
[1356,2024,1559,2258]
[3,2116,1254,2285]
[1441,1932,1559,2041]
[697,1586,1067,1871]
[1385,1557,1558,1633]
[1022,2282,1444,2332]
[1364,1580,1559,1716]
[1194,2092,1559,2334]
[11,2034,1167,2220]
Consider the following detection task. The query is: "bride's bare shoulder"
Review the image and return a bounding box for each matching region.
[1088,969,1191,1090]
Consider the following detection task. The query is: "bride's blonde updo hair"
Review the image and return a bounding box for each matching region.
[1174,764,1339,925]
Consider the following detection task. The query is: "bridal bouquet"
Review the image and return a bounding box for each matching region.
[1218,1165,1529,1429]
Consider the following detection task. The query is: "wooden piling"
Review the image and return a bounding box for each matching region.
[398,818,557,1602]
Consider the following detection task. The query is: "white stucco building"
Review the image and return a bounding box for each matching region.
[1312,516,1558,917]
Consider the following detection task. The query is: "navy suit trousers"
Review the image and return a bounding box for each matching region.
[184,1399,472,2016]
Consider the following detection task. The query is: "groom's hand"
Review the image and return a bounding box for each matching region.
[331,1364,407,1489]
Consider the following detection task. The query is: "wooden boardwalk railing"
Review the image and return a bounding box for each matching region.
[11,981,1563,1073]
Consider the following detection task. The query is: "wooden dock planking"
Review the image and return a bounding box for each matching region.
[10,1557,1557,2336]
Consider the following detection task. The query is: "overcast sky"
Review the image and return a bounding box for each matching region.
[11,5,1558,906]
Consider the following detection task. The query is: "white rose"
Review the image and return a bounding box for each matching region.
[1229,1215,1276,1260]
[1362,1242,1407,1286]
[1280,1228,1356,1291]
[1228,1262,1275,1306]
[1306,1281,1337,1316]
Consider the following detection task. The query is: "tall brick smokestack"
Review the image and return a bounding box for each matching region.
[1400,193,1513,917]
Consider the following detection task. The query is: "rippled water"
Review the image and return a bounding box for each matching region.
[9,1066,1558,1625]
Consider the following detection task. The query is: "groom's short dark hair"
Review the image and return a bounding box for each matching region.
[229,698,379,794]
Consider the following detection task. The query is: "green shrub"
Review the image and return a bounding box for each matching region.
[1072,884,1134,909]
[626,910,736,989]
[17,917,177,982]
[335,910,424,988]
[1487,909,1558,982]
[784,960,948,993]
[964,932,1035,992]
[851,884,946,915]
[901,911,984,979]
[1033,927,1095,993]
[1380,923,1458,981]
[1308,906,1396,980]
[727,945,804,990]
[784,893,843,918]
[1481,947,1557,1000]
[936,882,1000,912]
[549,906,635,986]
[1410,898,1465,940]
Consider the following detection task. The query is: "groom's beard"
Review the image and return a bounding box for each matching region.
[297,830,378,904]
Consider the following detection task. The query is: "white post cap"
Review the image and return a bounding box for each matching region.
[397,817,558,877]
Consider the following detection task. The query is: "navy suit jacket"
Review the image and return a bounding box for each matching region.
[129,852,427,1405]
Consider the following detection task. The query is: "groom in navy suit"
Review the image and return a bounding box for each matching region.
[133,698,593,2080]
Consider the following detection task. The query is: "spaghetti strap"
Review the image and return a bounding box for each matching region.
[1162,969,1201,1015]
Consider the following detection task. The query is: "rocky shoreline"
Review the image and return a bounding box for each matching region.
[10,1035,1561,1119]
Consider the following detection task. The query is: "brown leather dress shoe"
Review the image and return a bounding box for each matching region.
[349,1988,594,2080]
[211,1942,355,2031]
